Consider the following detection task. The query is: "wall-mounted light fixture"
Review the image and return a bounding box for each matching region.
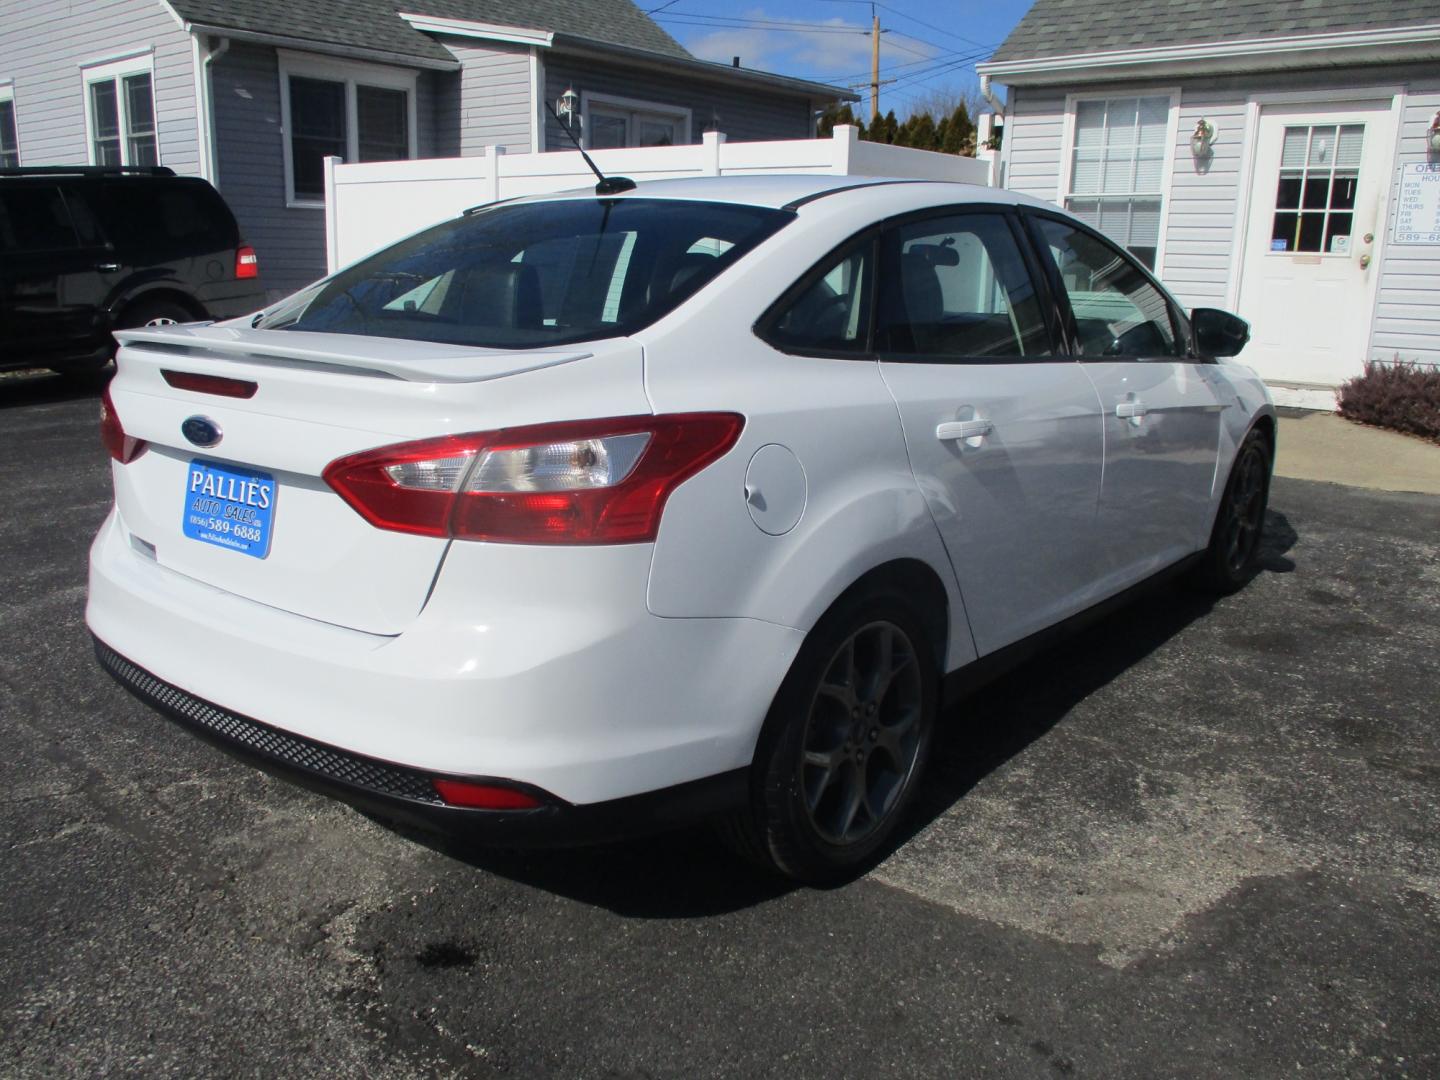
[1190,118,1216,159]
[1428,110,1440,156]
[556,87,579,128]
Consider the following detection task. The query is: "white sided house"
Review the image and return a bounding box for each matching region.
[0,0,852,296]
[978,0,1440,391]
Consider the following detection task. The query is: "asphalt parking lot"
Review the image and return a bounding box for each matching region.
[2,371,1438,1078]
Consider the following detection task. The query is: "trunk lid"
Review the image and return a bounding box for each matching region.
[107,325,646,635]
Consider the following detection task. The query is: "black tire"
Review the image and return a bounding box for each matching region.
[1191,426,1272,594]
[721,587,938,885]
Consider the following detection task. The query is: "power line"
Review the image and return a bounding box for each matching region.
[810,0,996,50]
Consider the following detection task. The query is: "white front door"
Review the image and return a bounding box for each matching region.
[1236,99,1398,385]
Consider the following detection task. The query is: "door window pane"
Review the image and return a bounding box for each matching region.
[876,213,1052,359]
[290,76,346,198]
[764,238,873,354]
[0,99,18,167]
[1033,217,1182,358]
[357,85,407,162]
[1269,123,1363,254]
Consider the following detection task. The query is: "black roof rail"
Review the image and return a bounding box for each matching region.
[0,165,177,178]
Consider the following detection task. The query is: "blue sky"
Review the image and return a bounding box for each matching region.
[650,0,1035,117]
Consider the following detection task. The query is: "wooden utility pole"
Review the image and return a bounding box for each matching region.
[870,13,881,123]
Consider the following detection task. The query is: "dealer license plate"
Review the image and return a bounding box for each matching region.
[182,459,277,559]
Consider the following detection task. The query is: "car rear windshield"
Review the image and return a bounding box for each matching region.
[257,198,792,348]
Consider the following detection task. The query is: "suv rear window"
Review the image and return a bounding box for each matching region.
[256,198,791,349]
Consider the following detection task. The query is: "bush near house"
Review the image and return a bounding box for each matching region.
[1337,360,1440,444]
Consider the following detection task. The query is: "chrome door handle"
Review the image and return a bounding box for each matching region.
[1115,401,1147,419]
[936,419,993,441]
[95,262,121,273]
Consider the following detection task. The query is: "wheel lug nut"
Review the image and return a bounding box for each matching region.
[869,728,878,740]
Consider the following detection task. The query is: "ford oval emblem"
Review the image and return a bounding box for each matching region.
[182,416,223,448]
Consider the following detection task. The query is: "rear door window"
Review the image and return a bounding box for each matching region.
[0,185,81,252]
[760,235,875,355]
[875,211,1052,360]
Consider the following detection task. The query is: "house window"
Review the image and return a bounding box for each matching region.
[278,53,416,206]
[1064,96,1171,270]
[82,56,158,167]
[1270,124,1364,254]
[0,86,18,168]
[583,94,689,150]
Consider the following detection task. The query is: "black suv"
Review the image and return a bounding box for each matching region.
[0,166,266,375]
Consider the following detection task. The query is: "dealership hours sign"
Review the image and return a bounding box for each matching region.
[1395,163,1440,245]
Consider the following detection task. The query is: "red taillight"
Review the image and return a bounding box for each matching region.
[99,385,146,464]
[322,413,744,545]
[432,779,545,810]
[162,369,259,398]
[235,245,259,280]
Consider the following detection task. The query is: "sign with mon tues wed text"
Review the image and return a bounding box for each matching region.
[1395,163,1440,245]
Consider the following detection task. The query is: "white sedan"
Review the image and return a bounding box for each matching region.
[87,174,1273,883]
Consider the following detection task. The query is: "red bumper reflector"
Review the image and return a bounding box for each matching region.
[162,370,259,399]
[432,779,544,810]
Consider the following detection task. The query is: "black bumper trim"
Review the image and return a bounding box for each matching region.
[92,636,748,845]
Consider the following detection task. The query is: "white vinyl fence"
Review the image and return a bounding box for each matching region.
[323,125,992,272]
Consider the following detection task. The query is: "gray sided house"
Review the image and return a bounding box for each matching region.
[978,0,1440,387]
[0,0,851,295]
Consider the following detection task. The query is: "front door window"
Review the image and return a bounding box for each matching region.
[1269,124,1364,255]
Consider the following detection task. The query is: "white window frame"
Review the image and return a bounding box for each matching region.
[277,50,419,209]
[80,50,159,167]
[1057,88,1180,276]
[580,91,690,151]
[0,81,18,168]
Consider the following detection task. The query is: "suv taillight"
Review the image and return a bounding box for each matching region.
[235,245,259,280]
[323,413,744,544]
[100,386,146,464]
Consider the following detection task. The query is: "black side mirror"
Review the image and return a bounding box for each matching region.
[1191,307,1250,357]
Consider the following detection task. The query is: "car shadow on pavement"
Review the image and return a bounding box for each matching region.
[386,509,1299,917]
[0,366,112,409]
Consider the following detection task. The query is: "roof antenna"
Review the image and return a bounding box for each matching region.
[543,101,636,196]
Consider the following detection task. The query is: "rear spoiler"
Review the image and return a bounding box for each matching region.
[114,326,592,384]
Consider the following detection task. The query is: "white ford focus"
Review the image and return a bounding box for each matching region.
[87,174,1274,882]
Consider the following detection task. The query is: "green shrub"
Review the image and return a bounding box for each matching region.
[1337,359,1440,444]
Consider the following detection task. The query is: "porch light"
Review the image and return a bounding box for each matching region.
[556,87,579,128]
[1428,110,1440,155]
[1189,118,1215,159]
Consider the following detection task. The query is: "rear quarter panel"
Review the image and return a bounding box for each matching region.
[639,208,977,673]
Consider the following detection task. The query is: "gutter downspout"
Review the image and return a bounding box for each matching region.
[979,73,1004,121]
[196,34,230,187]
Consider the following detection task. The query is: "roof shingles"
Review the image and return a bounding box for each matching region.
[989,0,1440,61]
[168,0,692,64]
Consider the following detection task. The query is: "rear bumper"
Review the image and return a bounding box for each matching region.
[93,636,746,844]
[86,507,802,807]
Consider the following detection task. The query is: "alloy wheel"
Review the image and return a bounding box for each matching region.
[798,620,924,846]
